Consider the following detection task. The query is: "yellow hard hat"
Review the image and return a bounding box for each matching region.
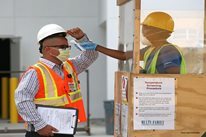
[142,12,174,32]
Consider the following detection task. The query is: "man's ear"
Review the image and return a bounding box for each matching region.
[46,47,60,56]
[41,45,50,55]
[39,45,43,54]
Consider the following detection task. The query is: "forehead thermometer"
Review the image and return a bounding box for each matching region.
[70,40,85,51]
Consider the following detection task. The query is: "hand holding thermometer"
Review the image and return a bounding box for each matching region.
[70,40,86,51]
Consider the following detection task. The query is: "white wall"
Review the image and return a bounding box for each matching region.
[0,0,108,119]
[99,0,119,100]
[106,0,119,100]
[99,0,107,25]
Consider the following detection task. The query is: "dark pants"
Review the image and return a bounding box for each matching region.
[25,131,74,137]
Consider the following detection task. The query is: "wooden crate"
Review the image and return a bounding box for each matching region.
[115,0,206,136]
[114,72,206,137]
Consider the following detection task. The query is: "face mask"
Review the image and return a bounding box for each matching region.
[141,35,152,46]
[56,48,70,62]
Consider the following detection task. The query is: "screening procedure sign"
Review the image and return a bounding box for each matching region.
[133,77,175,130]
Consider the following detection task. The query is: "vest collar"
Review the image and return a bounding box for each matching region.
[39,57,63,69]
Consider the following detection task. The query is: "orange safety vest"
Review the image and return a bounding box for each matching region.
[29,60,86,123]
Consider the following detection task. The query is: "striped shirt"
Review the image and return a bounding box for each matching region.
[15,50,98,131]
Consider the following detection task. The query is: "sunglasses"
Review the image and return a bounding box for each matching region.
[46,45,71,50]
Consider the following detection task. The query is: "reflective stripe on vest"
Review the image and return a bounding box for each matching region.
[144,44,187,74]
[69,90,82,102]
[34,63,58,98]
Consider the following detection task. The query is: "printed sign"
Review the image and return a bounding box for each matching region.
[133,77,175,130]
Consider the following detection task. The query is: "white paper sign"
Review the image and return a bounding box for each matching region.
[133,77,175,130]
[121,104,128,137]
[114,103,121,135]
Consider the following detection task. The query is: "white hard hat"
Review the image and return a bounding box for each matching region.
[37,24,66,43]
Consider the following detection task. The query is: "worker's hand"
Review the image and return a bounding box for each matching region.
[37,125,58,137]
[67,27,85,40]
[79,41,97,51]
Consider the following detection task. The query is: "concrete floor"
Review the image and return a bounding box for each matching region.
[0,120,113,137]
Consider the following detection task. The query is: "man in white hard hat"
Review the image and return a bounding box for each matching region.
[15,24,98,137]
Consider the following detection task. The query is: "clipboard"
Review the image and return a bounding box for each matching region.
[36,105,78,135]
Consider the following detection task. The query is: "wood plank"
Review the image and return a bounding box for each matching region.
[114,72,130,137]
[117,0,132,6]
[204,0,206,73]
[114,72,122,137]
[133,0,141,73]
[127,74,206,137]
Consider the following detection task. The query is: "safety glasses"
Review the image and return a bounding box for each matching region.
[46,45,71,50]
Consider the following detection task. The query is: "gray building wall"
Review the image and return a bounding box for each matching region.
[0,0,108,119]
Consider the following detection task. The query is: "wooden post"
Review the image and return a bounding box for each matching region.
[204,0,206,73]
[133,0,141,73]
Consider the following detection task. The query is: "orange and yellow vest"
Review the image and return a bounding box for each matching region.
[29,60,86,123]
